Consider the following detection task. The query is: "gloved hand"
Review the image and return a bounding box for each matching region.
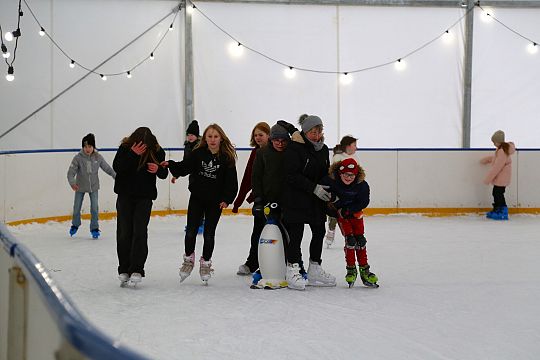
[277,120,299,135]
[252,198,265,218]
[313,184,331,201]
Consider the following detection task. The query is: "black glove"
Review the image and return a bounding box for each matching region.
[252,198,265,218]
[277,120,299,135]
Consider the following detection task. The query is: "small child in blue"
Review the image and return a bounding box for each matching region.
[67,133,116,238]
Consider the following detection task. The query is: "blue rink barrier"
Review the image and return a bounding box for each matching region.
[0,222,149,360]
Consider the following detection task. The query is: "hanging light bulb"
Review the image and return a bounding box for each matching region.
[1,43,10,58]
[394,58,407,71]
[39,27,45,36]
[150,52,155,60]
[442,30,454,44]
[6,66,14,81]
[228,41,244,58]
[5,28,21,42]
[340,72,353,85]
[126,71,132,78]
[527,42,538,54]
[100,74,107,81]
[284,66,296,79]
[187,5,195,14]
[169,24,174,32]
[69,60,75,68]
[480,8,494,23]
[4,32,13,42]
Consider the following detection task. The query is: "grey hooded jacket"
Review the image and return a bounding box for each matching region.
[67,150,116,193]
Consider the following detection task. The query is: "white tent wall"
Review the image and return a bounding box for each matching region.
[470,8,540,148]
[1,2,539,150]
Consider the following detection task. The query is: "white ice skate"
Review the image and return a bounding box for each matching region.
[199,257,214,285]
[286,263,307,291]
[128,273,142,287]
[179,253,195,283]
[324,230,335,248]
[307,260,336,287]
[118,273,129,287]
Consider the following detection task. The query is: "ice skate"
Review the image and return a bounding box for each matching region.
[91,229,100,239]
[199,257,214,285]
[128,273,142,287]
[324,230,335,248]
[307,260,336,287]
[345,266,357,288]
[489,206,509,220]
[286,263,307,290]
[118,273,129,287]
[179,253,195,283]
[237,264,251,276]
[359,265,379,288]
[69,226,78,237]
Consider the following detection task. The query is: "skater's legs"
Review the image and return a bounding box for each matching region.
[71,192,84,228]
[185,196,205,256]
[308,222,325,264]
[245,214,266,272]
[493,186,507,208]
[128,198,152,276]
[284,222,304,264]
[89,191,99,231]
[201,202,222,261]
[116,195,134,275]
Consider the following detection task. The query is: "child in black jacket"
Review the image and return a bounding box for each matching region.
[113,127,168,287]
[166,124,238,284]
[321,158,379,288]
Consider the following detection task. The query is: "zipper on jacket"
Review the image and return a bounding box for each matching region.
[302,158,310,173]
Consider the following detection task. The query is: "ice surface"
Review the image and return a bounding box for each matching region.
[9,214,540,360]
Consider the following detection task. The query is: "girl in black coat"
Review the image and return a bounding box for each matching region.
[279,115,336,290]
[166,124,238,284]
[113,127,168,287]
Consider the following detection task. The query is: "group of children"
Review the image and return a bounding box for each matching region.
[67,123,515,289]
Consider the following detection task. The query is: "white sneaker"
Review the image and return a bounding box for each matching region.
[286,263,307,290]
[199,257,214,283]
[325,230,335,248]
[237,264,251,276]
[307,260,336,287]
[129,273,142,286]
[118,273,129,287]
[179,253,195,282]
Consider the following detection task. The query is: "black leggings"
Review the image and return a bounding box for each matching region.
[185,195,223,261]
[492,186,507,208]
[284,222,325,265]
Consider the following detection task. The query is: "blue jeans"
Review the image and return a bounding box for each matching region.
[72,191,99,230]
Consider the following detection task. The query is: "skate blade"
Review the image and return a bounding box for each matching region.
[362,282,379,288]
[202,280,209,286]
[120,281,128,288]
[307,281,337,287]
[347,282,355,288]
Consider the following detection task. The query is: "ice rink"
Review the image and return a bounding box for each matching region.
[8,214,540,360]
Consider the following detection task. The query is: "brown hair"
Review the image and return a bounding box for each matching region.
[498,142,511,155]
[333,135,357,153]
[249,122,270,148]
[121,127,161,171]
[196,123,237,165]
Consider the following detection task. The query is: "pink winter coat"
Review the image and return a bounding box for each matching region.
[482,142,516,186]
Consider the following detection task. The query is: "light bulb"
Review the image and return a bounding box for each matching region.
[150,52,155,60]
[69,60,75,68]
[2,51,9,59]
[5,32,13,42]
[284,67,296,79]
[126,71,132,78]
[480,8,494,23]
[100,74,107,81]
[169,24,173,31]
[394,59,407,71]
[39,27,45,36]
[228,42,244,58]
[442,30,454,44]
[527,42,538,54]
[1,43,9,58]
[187,5,195,14]
[340,73,353,85]
[6,66,14,81]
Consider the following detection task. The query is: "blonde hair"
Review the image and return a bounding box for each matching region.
[249,122,270,148]
[196,124,237,165]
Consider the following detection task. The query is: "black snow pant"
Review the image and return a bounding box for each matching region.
[116,195,153,277]
[492,186,507,208]
[244,214,266,272]
[284,221,325,266]
[185,195,223,261]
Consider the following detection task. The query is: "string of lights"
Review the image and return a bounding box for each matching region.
[477,5,539,54]
[3,0,182,82]
[2,0,23,81]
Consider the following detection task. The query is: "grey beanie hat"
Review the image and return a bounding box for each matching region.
[269,124,289,140]
[300,115,323,133]
[491,130,505,143]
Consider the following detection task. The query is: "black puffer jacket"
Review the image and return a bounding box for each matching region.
[281,133,330,223]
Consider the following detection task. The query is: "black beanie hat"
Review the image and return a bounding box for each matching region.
[186,120,200,137]
[82,133,96,148]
